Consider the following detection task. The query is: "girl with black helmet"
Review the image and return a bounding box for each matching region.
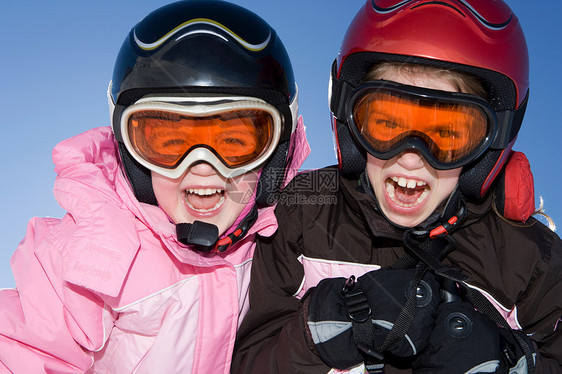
[0,1,309,373]
[233,1,561,373]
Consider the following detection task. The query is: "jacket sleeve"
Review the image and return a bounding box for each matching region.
[519,222,562,372]
[0,216,111,373]
[232,198,331,374]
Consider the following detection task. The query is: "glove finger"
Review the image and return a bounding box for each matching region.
[358,269,440,357]
[413,300,503,373]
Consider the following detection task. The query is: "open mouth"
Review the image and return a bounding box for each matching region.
[385,176,429,208]
[184,188,225,213]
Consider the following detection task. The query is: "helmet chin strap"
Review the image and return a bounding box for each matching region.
[175,204,258,253]
[386,187,469,283]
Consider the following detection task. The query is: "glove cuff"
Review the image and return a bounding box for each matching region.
[307,277,364,369]
[301,294,320,355]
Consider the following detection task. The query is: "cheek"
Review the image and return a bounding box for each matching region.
[218,172,259,234]
[151,172,181,212]
[227,171,259,203]
[436,168,462,196]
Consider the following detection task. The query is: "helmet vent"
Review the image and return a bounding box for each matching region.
[411,2,464,17]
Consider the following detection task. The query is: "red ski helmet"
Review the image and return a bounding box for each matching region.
[330,0,529,201]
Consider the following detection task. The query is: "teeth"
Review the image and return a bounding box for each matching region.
[187,188,223,196]
[184,188,225,213]
[387,177,429,208]
[185,195,225,213]
[391,177,427,189]
[386,182,395,198]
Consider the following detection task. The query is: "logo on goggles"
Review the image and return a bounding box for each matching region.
[347,82,497,169]
[121,97,282,179]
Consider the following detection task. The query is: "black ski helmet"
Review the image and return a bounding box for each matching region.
[329,0,529,201]
[110,0,298,207]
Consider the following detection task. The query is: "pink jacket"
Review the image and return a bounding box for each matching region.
[0,120,309,374]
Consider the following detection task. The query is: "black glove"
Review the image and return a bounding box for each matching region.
[412,288,536,373]
[306,268,440,370]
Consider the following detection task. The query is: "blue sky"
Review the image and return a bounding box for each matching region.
[0,0,560,288]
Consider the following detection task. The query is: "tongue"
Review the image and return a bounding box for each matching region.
[186,192,223,210]
[394,185,425,205]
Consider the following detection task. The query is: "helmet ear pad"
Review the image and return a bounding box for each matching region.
[117,142,158,205]
[334,119,366,176]
[459,149,507,202]
[255,140,289,207]
[492,151,535,222]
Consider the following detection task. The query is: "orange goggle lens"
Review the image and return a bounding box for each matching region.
[352,90,491,165]
[128,109,274,169]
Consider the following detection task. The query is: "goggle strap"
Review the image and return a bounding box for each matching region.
[330,75,354,121]
[491,92,528,149]
[214,204,258,253]
[493,111,516,148]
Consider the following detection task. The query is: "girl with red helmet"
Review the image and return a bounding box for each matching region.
[233,1,561,373]
[0,1,309,373]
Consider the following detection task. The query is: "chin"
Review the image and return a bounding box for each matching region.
[383,207,428,228]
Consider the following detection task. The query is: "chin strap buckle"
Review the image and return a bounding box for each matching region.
[429,203,467,239]
[176,221,219,252]
[214,228,243,253]
[429,215,459,238]
[214,205,258,253]
[175,205,259,253]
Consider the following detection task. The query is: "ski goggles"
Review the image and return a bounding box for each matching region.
[347,82,497,169]
[120,97,283,179]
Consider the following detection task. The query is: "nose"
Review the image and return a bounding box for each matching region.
[189,161,218,177]
[396,150,425,170]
